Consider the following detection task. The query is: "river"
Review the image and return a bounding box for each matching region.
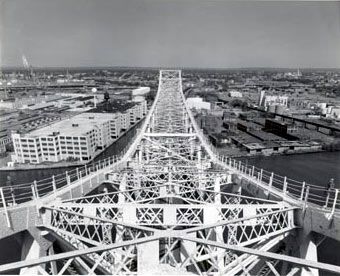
[238,151,340,271]
[0,139,339,271]
[238,151,340,189]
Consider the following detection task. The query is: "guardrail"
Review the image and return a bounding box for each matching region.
[0,137,137,211]
[215,153,340,215]
[0,93,149,213]
[1,115,338,218]
[177,95,340,216]
[192,123,340,214]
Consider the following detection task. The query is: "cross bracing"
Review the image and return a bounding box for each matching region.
[1,70,340,275]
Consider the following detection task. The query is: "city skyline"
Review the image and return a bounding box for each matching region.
[1,0,340,68]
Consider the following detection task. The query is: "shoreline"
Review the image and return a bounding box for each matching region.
[220,148,339,159]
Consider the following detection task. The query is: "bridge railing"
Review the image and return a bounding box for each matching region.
[217,154,340,214]
[183,109,340,214]
[0,155,122,209]
[194,119,340,214]
[0,136,138,210]
[192,119,340,214]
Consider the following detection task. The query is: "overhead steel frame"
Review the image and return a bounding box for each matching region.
[1,70,340,275]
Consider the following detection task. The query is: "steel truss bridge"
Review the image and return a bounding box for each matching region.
[0,70,340,275]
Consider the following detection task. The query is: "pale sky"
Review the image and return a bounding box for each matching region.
[1,0,340,68]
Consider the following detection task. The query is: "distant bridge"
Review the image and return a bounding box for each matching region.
[0,70,339,275]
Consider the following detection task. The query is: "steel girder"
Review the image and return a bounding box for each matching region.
[2,70,340,275]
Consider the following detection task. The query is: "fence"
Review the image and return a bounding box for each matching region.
[216,154,340,215]
[0,134,138,210]
[1,123,338,217]
[192,121,340,214]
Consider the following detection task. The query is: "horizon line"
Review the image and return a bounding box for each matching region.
[1,65,340,71]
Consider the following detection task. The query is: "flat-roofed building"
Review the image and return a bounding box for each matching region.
[128,101,147,124]
[236,120,262,132]
[132,87,150,103]
[0,134,11,153]
[186,97,211,110]
[12,113,113,163]
[109,114,122,139]
[120,111,131,131]
[132,87,150,95]
[11,101,147,164]
[264,119,298,140]
[228,90,243,98]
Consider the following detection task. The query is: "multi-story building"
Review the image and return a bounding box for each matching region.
[258,90,288,109]
[186,97,211,110]
[120,111,131,131]
[109,114,122,139]
[228,90,243,98]
[128,101,147,124]
[12,113,112,163]
[11,101,147,164]
[132,87,150,102]
[135,100,147,119]
[0,134,11,154]
[264,119,298,140]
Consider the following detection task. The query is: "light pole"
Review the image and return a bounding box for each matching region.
[91,87,97,108]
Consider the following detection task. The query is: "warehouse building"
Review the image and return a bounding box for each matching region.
[11,101,147,164]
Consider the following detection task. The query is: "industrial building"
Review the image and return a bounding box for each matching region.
[258,90,288,111]
[11,101,147,164]
[186,97,211,110]
[132,87,150,102]
[264,119,298,139]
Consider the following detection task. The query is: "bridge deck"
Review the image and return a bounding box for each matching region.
[0,70,339,276]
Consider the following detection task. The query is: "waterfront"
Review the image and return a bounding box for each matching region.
[1,135,339,192]
[1,129,339,272]
[0,122,140,187]
[239,151,340,269]
[239,151,340,189]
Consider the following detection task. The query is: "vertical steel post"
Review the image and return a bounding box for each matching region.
[330,189,339,217]
[80,171,84,195]
[11,190,16,206]
[324,192,330,208]
[52,175,56,194]
[269,173,274,188]
[34,180,39,198]
[0,188,11,228]
[66,171,70,185]
[304,186,310,210]
[283,177,287,194]
[300,181,306,200]
[31,185,36,201]
[31,184,40,217]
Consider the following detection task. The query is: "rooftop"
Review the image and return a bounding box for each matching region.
[87,100,138,113]
[243,143,266,150]
[26,113,117,138]
[249,130,285,141]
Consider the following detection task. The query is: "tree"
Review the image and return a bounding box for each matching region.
[230,99,248,109]
[104,91,110,102]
